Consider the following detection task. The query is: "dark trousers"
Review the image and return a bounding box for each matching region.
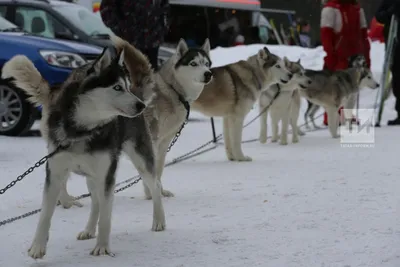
[391,45,400,115]
[142,47,159,71]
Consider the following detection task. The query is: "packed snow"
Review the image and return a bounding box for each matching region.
[1,42,399,267]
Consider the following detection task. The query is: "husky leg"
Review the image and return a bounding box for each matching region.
[156,142,174,198]
[304,101,313,130]
[230,114,252,161]
[90,157,116,256]
[291,91,305,138]
[28,158,69,259]
[259,99,269,144]
[310,104,321,129]
[57,178,83,209]
[77,177,99,240]
[270,112,279,143]
[124,143,165,231]
[223,116,235,160]
[290,110,300,143]
[326,106,340,138]
[279,107,290,145]
[343,94,357,126]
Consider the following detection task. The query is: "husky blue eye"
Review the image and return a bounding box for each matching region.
[113,85,123,91]
[190,62,197,67]
[205,62,210,67]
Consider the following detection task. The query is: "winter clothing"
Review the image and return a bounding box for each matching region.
[320,0,371,125]
[375,0,400,124]
[375,0,400,43]
[234,35,245,46]
[368,17,385,43]
[320,0,371,71]
[100,0,169,69]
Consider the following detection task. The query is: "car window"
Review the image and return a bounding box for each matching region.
[15,6,66,38]
[0,6,7,18]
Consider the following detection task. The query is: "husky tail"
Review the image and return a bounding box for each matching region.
[1,55,50,107]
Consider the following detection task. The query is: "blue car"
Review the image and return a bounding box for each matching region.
[0,16,102,136]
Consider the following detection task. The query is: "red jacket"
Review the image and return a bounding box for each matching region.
[320,0,371,71]
[368,17,385,43]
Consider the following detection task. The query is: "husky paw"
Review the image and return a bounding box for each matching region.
[259,135,267,144]
[162,189,175,197]
[77,230,96,240]
[279,140,288,145]
[298,129,306,136]
[28,242,47,259]
[58,196,83,209]
[332,134,340,139]
[90,244,114,257]
[292,137,299,143]
[236,155,252,162]
[152,218,166,232]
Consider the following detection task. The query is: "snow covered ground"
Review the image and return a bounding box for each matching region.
[1,42,399,267]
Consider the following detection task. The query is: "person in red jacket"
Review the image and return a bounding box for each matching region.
[320,0,371,125]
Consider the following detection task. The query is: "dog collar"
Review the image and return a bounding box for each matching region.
[170,86,190,121]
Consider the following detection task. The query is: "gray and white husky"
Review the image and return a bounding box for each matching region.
[304,54,370,129]
[299,66,379,138]
[192,47,293,161]
[2,46,151,258]
[258,59,312,145]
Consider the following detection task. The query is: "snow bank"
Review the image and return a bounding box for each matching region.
[210,42,385,76]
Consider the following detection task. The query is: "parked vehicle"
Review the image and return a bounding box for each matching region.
[0,0,113,47]
[0,15,102,136]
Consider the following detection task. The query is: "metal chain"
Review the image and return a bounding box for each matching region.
[0,147,62,195]
[0,91,320,227]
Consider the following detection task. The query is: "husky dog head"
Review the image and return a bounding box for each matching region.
[358,67,380,90]
[75,47,146,126]
[283,58,312,90]
[348,54,367,68]
[256,47,292,87]
[171,38,213,101]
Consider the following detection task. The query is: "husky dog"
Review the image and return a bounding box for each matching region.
[299,67,379,138]
[304,54,368,129]
[259,59,312,145]
[192,47,293,161]
[56,38,212,230]
[2,45,151,258]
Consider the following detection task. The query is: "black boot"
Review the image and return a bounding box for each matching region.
[388,100,400,125]
[388,117,400,125]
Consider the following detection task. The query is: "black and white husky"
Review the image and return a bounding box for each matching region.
[1,46,152,258]
[59,37,212,226]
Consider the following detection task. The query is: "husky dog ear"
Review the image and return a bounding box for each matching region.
[283,56,290,66]
[117,49,125,67]
[176,38,189,58]
[297,58,301,64]
[201,38,211,54]
[258,48,270,60]
[93,47,113,73]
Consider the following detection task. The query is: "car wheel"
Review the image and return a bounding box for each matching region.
[0,84,36,136]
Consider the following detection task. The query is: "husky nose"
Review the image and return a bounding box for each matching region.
[288,73,293,79]
[307,80,312,84]
[136,101,146,113]
[204,71,212,82]
[376,83,380,87]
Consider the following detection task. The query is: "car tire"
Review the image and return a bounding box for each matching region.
[0,83,36,136]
